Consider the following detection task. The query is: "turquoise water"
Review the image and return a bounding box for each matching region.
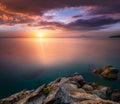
[0,38,120,98]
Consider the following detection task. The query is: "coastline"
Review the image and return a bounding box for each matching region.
[0,73,120,104]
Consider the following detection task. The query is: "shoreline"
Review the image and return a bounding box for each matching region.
[0,73,120,104]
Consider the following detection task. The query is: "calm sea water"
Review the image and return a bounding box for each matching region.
[0,38,120,98]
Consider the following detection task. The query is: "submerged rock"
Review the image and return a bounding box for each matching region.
[0,73,120,104]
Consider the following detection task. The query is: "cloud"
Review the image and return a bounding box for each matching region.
[72,15,83,18]
[29,16,120,31]
[28,21,65,31]
[1,0,120,16]
[67,16,120,30]
[0,0,82,16]
[0,11,34,25]
[89,6,120,15]
[0,0,120,31]
[42,16,54,21]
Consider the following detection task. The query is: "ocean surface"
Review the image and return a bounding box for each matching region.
[0,38,120,99]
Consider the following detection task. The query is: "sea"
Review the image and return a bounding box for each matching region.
[0,38,120,98]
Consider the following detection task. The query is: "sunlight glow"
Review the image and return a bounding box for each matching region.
[37,33,44,38]
[35,31,45,38]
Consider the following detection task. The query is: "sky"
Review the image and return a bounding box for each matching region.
[0,0,120,38]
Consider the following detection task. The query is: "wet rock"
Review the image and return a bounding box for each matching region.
[93,68,103,74]
[93,66,119,80]
[103,73,118,80]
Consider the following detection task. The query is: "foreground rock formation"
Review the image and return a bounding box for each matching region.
[93,66,119,80]
[0,73,120,104]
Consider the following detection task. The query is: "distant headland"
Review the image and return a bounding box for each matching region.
[109,35,120,38]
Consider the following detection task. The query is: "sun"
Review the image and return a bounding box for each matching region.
[33,30,47,38]
[37,33,44,38]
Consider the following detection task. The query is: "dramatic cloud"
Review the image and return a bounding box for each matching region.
[89,6,120,15]
[67,16,120,30]
[29,16,120,31]
[0,11,34,25]
[0,0,120,16]
[0,0,120,35]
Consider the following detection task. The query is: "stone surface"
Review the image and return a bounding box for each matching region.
[111,90,120,102]
[82,84,93,91]
[71,99,119,104]
[0,73,120,104]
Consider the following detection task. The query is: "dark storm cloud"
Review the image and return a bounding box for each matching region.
[0,0,120,30]
[89,6,120,15]
[0,0,120,15]
[67,17,120,30]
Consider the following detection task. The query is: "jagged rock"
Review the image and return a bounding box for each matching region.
[51,83,99,104]
[77,88,86,93]
[0,90,32,104]
[91,86,113,100]
[67,73,84,87]
[0,73,120,104]
[82,84,93,91]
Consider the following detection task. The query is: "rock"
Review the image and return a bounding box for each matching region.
[0,73,120,104]
[111,90,120,102]
[92,86,113,100]
[71,99,119,104]
[101,67,111,76]
[0,90,32,104]
[102,73,118,80]
[44,85,59,104]
[77,88,86,93]
[93,68,103,74]
[90,82,99,89]
[92,90,106,99]
[93,66,119,80]
[53,83,99,104]
[15,84,46,104]
[82,84,93,91]
[111,69,119,73]
[67,73,84,85]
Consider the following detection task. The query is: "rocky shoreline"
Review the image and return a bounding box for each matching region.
[0,73,120,104]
